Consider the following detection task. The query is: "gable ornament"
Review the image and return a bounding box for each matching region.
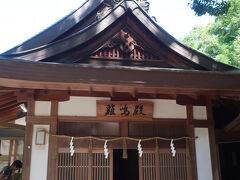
[96,0,150,20]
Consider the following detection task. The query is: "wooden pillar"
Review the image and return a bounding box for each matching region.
[138,156,143,180]
[186,104,198,180]
[47,100,58,180]
[22,94,35,180]
[206,98,221,180]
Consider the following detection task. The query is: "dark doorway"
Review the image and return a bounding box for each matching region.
[113,149,139,180]
[219,143,240,180]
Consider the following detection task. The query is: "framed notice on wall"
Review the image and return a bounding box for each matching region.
[97,101,153,120]
[35,130,46,145]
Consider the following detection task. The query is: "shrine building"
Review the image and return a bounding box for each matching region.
[0,0,240,180]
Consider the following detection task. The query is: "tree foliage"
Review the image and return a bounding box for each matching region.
[182,0,240,68]
[189,0,230,16]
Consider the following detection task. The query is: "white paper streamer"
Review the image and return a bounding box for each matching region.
[170,139,176,157]
[70,137,75,156]
[137,139,143,157]
[104,140,109,159]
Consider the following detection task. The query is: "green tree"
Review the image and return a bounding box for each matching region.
[182,0,240,68]
[189,0,230,16]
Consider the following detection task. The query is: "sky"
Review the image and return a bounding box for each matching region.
[0,0,214,53]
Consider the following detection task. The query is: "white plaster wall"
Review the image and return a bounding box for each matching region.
[15,117,26,126]
[58,96,110,116]
[0,140,10,155]
[193,106,207,120]
[139,99,187,119]
[35,101,51,116]
[194,128,213,180]
[30,125,50,180]
[0,140,24,161]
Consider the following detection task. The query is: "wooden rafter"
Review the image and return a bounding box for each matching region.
[224,114,240,132]
[0,122,25,130]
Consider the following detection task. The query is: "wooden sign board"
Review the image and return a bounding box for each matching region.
[97,101,153,120]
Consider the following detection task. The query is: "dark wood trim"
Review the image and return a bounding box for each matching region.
[27,116,56,124]
[215,130,240,143]
[58,116,186,123]
[191,120,210,127]
[47,101,59,180]
[186,104,198,180]
[207,98,220,180]
[58,116,119,123]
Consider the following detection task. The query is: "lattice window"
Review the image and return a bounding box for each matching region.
[92,152,111,180]
[57,148,112,180]
[140,149,188,180]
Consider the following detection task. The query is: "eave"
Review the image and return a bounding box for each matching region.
[0,58,239,97]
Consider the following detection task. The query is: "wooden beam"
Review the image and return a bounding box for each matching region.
[0,137,24,140]
[0,101,20,111]
[0,114,25,123]
[0,92,14,101]
[0,105,20,114]
[215,130,240,143]
[224,114,240,132]
[57,116,186,123]
[0,87,18,92]
[16,90,70,102]
[0,122,25,130]
[0,96,17,106]
[176,95,206,106]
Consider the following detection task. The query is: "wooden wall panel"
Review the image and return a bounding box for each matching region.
[58,122,119,137]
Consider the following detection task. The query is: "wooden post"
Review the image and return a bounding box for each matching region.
[47,100,58,180]
[22,93,35,180]
[206,98,221,180]
[22,121,33,180]
[186,104,198,180]
[110,149,113,180]
[88,155,92,180]
[138,156,143,180]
